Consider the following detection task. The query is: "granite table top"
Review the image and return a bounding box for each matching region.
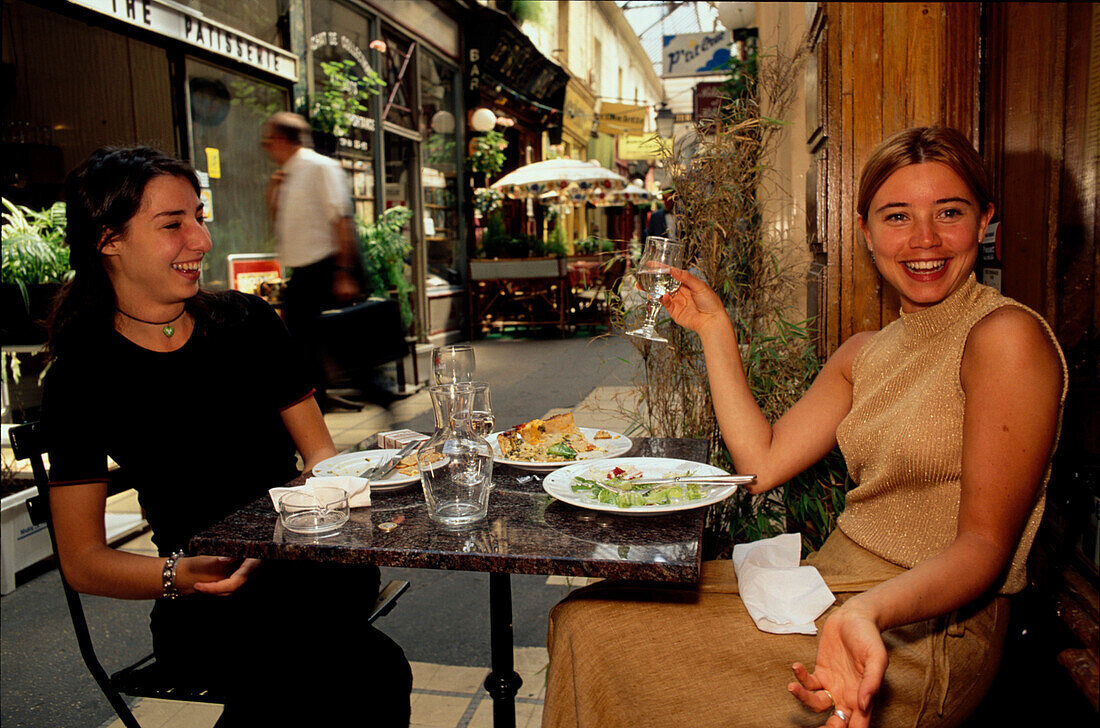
[189,437,710,584]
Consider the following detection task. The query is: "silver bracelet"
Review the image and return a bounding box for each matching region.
[162,550,185,600]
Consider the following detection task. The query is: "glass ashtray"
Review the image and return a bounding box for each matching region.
[278,486,350,534]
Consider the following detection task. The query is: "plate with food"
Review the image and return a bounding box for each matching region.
[542,457,742,514]
[311,449,443,491]
[490,413,632,471]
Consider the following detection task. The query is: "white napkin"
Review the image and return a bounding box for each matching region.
[732,533,835,635]
[269,476,371,510]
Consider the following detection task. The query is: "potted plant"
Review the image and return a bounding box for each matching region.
[1,198,70,345]
[309,59,385,154]
[2,198,71,424]
[467,129,508,180]
[356,206,415,331]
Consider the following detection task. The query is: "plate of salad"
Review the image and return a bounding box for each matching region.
[542,457,740,515]
[489,427,632,471]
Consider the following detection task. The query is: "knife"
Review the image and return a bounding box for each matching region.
[359,439,422,480]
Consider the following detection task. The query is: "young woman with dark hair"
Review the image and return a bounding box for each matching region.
[42,146,411,726]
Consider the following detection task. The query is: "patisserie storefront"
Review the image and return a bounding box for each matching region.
[2,0,466,344]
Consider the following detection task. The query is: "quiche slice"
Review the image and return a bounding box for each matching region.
[496,413,600,462]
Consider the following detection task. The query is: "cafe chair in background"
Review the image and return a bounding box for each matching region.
[8,421,410,728]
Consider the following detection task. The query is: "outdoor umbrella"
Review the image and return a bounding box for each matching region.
[491,158,629,200]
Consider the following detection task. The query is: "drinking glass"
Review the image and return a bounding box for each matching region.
[466,382,495,438]
[432,344,476,384]
[626,236,686,343]
[419,383,493,527]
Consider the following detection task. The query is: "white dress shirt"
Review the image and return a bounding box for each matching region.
[274,147,353,268]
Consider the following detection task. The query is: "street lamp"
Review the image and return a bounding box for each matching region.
[655,103,674,138]
[470,107,497,133]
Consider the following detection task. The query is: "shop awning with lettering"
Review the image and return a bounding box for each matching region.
[464,4,568,129]
[67,0,298,81]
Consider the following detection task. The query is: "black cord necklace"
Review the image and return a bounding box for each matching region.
[116,306,186,338]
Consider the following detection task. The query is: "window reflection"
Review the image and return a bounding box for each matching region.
[420,53,460,284]
[186,58,287,289]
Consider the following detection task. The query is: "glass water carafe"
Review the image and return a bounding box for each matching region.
[418,383,493,527]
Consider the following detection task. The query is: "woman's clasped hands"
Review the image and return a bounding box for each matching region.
[788,602,889,727]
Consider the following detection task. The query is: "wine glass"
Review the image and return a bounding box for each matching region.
[464,381,496,488]
[467,382,495,438]
[433,344,475,384]
[626,236,686,343]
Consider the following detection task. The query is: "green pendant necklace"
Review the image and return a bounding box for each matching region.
[116,307,186,338]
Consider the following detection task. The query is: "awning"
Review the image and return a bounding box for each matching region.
[464,4,569,128]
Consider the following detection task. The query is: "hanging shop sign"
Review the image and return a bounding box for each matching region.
[67,0,298,81]
[595,103,647,135]
[618,133,663,161]
[562,82,595,145]
[663,30,732,78]
[694,82,726,121]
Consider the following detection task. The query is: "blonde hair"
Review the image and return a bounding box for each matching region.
[857,127,992,219]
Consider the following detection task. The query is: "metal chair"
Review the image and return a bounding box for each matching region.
[8,421,409,728]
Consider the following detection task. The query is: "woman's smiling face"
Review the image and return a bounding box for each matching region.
[100,174,211,310]
[858,161,994,313]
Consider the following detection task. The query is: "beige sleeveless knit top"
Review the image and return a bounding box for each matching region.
[835,274,1067,594]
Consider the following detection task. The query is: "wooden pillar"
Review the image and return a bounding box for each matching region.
[813,2,981,354]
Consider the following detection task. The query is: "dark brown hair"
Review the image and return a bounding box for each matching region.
[47,147,238,357]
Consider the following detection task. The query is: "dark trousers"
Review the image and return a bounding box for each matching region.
[283,257,337,402]
[151,561,412,727]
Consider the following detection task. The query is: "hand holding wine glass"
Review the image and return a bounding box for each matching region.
[627,236,686,343]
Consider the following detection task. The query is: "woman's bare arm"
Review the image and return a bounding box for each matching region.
[280,395,338,472]
[663,266,872,492]
[50,482,255,599]
[792,307,1064,725]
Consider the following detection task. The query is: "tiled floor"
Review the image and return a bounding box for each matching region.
[99,383,637,728]
[106,652,548,728]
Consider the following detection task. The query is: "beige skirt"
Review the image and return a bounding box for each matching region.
[542,529,1008,728]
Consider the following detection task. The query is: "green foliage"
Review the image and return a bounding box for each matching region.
[424,132,457,168]
[1,198,71,310]
[614,35,843,559]
[468,129,508,177]
[545,221,568,257]
[507,0,545,25]
[477,212,509,259]
[310,60,385,137]
[476,212,564,259]
[356,206,414,330]
[574,235,614,255]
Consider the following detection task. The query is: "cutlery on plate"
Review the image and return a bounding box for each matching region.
[359,439,422,480]
[628,474,756,486]
[594,474,756,495]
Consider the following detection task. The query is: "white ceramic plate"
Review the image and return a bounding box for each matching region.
[542,457,738,515]
[489,427,633,471]
[311,450,421,491]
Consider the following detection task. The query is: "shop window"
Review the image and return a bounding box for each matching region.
[380,27,417,130]
[185,58,288,290]
[310,0,378,224]
[175,0,288,48]
[420,53,460,284]
[2,1,174,207]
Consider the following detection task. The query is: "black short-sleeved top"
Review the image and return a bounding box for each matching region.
[42,292,313,555]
